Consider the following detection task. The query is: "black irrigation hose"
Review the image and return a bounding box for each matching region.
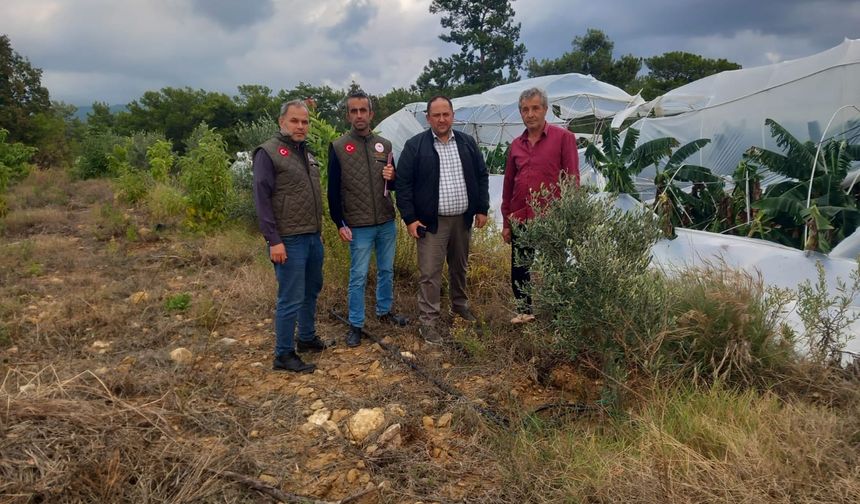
[329,310,602,427]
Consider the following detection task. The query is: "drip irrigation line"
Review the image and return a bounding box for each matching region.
[329,310,601,427]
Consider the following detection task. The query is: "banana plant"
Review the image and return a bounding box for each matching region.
[746,119,860,252]
[651,138,721,234]
[584,127,677,200]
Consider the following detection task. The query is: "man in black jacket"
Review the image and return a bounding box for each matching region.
[395,96,490,344]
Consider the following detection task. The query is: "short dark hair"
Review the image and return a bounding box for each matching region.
[425,95,453,113]
[346,90,373,113]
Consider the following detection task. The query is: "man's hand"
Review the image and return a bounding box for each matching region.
[270,243,287,264]
[407,220,426,239]
[474,213,488,229]
[382,163,395,181]
[339,226,353,242]
[502,227,511,244]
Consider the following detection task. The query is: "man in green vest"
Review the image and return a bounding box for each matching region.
[253,100,332,373]
[328,90,408,347]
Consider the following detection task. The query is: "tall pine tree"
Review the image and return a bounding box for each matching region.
[415,0,526,97]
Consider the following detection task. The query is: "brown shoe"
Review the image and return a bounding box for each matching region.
[510,313,536,324]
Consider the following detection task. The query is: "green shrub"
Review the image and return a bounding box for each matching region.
[520,184,662,352]
[796,260,860,365]
[520,182,798,403]
[178,125,233,227]
[164,293,192,311]
[73,130,123,180]
[126,131,165,171]
[235,116,275,151]
[145,182,186,225]
[1,128,37,216]
[146,139,175,183]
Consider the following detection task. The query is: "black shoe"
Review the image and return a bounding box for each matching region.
[419,325,443,345]
[296,336,336,353]
[377,312,409,327]
[451,307,478,323]
[345,325,362,348]
[272,352,316,373]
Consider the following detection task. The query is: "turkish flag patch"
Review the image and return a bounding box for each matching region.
[345,143,356,154]
[278,147,289,157]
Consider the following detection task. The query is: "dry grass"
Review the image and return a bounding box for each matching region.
[495,384,860,503]
[0,367,277,503]
[1,207,72,237]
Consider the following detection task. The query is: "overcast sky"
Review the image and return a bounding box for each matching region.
[2,0,859,106]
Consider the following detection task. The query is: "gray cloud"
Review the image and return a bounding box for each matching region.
[189,0,275,30]
[0,0,857,106]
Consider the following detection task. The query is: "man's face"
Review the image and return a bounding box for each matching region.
[278,105,310,142]
[519,95,548,131]
[346,97,374,133]
[426,98,454,139]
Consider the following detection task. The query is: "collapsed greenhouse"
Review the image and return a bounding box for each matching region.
[377,38,860,356]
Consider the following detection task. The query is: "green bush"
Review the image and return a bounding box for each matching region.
[519,183,662,354]
[1,128,37,216]
[164,293,192,311]
[126,131,165,171]
[73,130,122,180]
[520,181,798,404]
[145,182,186,225]
[178,125,233,227]
[796,260,860,365]
[146,139,175,183]
[235,116,275,151]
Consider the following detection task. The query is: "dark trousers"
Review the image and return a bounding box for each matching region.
[511,229,533,313]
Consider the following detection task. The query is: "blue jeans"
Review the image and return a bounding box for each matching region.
[272,233,324,356]
[348,220,396,327]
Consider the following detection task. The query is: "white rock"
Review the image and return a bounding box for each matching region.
[307,408,332,426]
[437,412,453,428]
[347,408,386,442]
[218,337,238,347]
[19,384,36,394]
[310,399,325,410]
[376,423,402,448]
[169,347,193,365]
[400,351,416,360]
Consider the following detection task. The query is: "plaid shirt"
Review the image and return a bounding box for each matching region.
[433,133,469,216]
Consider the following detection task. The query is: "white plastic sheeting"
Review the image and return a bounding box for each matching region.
[377,72,642,158]
[614,38,860,190]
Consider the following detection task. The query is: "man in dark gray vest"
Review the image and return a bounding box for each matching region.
[328,90,408,347]
[253,100,332,373]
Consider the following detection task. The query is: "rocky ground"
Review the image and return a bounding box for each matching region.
[0,172,598,503]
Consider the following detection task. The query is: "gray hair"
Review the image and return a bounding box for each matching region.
[518,87,548,109]
[279,99,309,117]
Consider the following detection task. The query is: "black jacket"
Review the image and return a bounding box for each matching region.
[395,129,490,233]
